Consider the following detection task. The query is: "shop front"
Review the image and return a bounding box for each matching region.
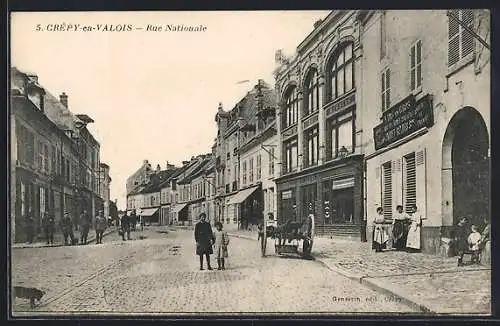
[227,185,263,230]
[276,156,364,238]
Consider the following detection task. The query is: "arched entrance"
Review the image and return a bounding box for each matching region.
[442,107,490,229]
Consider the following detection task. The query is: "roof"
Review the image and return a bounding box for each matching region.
[140,169,179,194]
[177,157,212,185]
[11,67,84,134]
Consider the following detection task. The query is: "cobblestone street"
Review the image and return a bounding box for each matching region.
[12,227,416,315]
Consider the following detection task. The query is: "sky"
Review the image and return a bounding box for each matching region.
[11,11,331,210]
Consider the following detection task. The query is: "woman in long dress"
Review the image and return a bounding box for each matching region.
[406,204,426,252]
[372,207,389,252]
[392,205,410,251]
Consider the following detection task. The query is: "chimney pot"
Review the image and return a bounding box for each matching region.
[60,92,68,108]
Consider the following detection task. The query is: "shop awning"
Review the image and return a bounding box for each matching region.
[331,177,355,191]
[227,186,260,205]
[172,203,189,214]
[139,207,159,217]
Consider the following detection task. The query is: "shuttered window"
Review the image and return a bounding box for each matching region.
[448,9,475,67]
[410,40,422,91]
[382,162,392,219]
[404,153,416,213]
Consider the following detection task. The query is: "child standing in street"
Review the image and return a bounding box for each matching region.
[213,222,230,270]
[468,225,482,264]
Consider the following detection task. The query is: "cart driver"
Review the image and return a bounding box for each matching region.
[303,202,315,257]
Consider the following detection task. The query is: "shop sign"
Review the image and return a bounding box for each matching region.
[325,91,356,118]
[302,113,318,130]
[373,94,434,150]
[283,125,297,139]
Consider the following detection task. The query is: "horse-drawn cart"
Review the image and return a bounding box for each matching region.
[259,218,315,259]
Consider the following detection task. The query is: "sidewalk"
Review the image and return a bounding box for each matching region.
[12,227,117,249]
[228,230,491,315]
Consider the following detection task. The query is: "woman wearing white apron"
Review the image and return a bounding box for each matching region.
[406,204,426,253]
[372,207,389,252]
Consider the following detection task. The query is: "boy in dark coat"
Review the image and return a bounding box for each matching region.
[194,213,214,270]
[454,217,469,266]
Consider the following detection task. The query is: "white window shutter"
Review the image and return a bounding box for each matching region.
[415,149,427,217]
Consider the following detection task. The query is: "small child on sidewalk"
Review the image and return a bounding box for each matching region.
[468,225,482,264]
[213,222,230,270]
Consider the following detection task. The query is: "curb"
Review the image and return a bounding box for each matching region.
[12,228,116,249]
[229,232,434,313]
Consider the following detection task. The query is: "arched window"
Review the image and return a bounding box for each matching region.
[304,69,320,115]
[328,43,355,101]
[283,86,298,128]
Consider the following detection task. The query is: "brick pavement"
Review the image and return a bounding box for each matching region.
[229,230,491,315]
[14,227,417,315]
[11,228,173,312]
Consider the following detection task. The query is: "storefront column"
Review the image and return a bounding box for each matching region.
[297,90,304,171]
[318,74,326,165]
[276,104,283,178]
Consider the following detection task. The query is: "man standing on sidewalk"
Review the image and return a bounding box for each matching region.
[120,212,131,241]
[42,212,56,245]
[95,210,107,244]
[80,209,91,245]
[60,211,76,245]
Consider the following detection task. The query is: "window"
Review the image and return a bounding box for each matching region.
[283,137,298,173]
[381,68,391,111]
[151,196,155,206]
[268,147,275,176]
[448,9,474,67]
[38,141,44,171]
[39,186,46,216]
[327,118,354,160]
[20,182,26,216]
[226,152,230,160]
[380,11,386,59]
[305,69,320,115]
[305,126,319,167]
[283,86,299,128]
[382,162,392,220]
[249,157,254,183]
[410,40,422,91]
[404,153,417,213]
[256,154,262,180]
[280,189,296,221]
[328,43,355,101]
[242,161,247,185]
[233,163,238,181]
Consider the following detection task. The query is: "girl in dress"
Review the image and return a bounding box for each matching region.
[372,207,389,252]
[213,222,230,270]
[406,204,426,253]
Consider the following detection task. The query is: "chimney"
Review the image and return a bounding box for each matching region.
[60,92,68,108]
[143,159,149,165]
[182,160,189,166]
[313,19,323,29]
[156,164,161,172]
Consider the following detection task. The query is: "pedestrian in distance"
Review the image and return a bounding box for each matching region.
[194,213,214,271]
[213,222,229,270]
[405,204,426,253]
[42,212,56,245]
[60,211,76,245]
[25,211,36,244]
[392,205,410,251]
[120,212,131,241]
[454,216,469,266]
[79,209,91,245]
[95,210,107,244]
[372,207,389,252]
[468,225,482,264]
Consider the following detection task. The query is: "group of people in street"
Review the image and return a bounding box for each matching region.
[372,204,426,253]
[453,216,490,266]
[194,213,230,271]
[372,204,490,265]
[23,209,109,246]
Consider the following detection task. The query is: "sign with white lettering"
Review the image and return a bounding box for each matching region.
[373,94,433,150]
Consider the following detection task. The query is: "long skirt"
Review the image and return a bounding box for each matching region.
[406,224,421,250]
[372,225,389,251]
[392,220,408,250]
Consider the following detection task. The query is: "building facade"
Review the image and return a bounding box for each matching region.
[126,159,154,196]
[274,11,365,238]
[99,163,111,218]
[10,67,105,242]
[361,9,490,254]
[214,81,278,230]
